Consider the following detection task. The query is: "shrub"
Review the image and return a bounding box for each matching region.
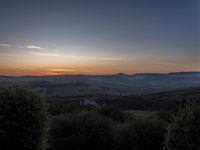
[49,111,113,150]
[0,86,48,150]
[164,104,200,150]
[97,108,131,123]
[155,111,173,124]
[114,118,165,150]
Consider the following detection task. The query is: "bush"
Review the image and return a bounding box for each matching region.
[114,118,165,150]
[49,111,113,150]
[164,104,200,150]
[97,108,131,123]
[48,102,83,115]
[0,86,48,150]
[155,111,173,125]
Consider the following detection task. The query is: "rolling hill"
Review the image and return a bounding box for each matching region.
[0,72,200,97]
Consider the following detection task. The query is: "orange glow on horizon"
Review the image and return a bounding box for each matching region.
[0,65,199,76]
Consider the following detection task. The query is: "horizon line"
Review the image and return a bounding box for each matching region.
[0,71,200,77]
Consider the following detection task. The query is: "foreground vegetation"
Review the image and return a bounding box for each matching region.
[0,86,48,150]
[0,86,200,150]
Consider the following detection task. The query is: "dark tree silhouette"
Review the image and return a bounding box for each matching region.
[49,111,113,150]
[114,118,165,150]
[164,103,200,150]
[0,86,48,150]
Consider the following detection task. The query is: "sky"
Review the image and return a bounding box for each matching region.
[0,0,199,75]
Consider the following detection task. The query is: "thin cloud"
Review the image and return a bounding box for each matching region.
[0,44,11,47]
[0,43,123,61]
[0,53,14,57]
[88,56,124,61]
[27,45,44,50]
[0,43,44,50]
[30,51,124,61]
[30,52,64,57]
[49,68,96,75]
[51,68,75,72]
[151,61,200,68]
[47,68,76,75]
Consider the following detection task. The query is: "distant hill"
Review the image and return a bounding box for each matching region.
[48,86,200,111]
[0,71,200,97]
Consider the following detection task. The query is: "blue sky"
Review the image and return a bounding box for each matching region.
[0,0,199,75]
